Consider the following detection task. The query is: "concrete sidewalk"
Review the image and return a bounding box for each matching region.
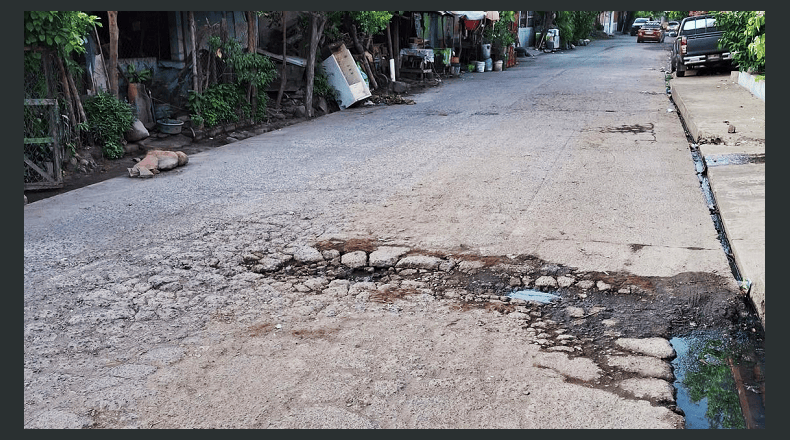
[671,71,765,327]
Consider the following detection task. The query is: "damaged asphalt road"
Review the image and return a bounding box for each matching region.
[25,34,751,428]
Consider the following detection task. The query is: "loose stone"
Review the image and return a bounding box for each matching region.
[596,280,612,291]
[341,251,368,269]
[615,337,676,359]
[368,246,410,268]
[534,276,557,290]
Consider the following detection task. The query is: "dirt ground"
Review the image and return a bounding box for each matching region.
[24,80,429,204]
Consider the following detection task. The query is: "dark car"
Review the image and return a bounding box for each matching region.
[670,15,735,76]
[666,21,680,37]
[629,18,650,36]
[637,21,665,43]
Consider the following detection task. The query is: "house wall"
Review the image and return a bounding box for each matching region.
[516,11,535,48]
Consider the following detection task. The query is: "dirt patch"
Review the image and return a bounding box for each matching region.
[24,82,439,204]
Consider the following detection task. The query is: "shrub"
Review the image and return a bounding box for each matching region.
[713,11,765,74]
[189,37,277,128]
[83,92,135,159]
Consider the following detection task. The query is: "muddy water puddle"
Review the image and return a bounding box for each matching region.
[671,327,765,429]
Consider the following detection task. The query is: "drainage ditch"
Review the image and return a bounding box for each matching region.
[668,91,765,429]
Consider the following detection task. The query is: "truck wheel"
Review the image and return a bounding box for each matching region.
[676,67,685,77]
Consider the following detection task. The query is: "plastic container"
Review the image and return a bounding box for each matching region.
[157,119,183,134]
[480,43,492,59]
[494,60,503,71]
[484,58,493,71]
[476,61,485,72]
[451,64,461,76]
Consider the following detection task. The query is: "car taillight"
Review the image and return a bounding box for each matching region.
[680,36,687,54]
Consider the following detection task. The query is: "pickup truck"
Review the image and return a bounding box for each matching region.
[670,14,735,77]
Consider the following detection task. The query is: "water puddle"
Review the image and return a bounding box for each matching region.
[507,289,561,303]
[671,330,765,429]
[705,153,765,167]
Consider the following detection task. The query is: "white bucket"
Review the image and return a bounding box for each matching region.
[494,60,503,71]
[476,61,485,72]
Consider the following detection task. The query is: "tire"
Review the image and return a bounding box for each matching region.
[677,66,685,77]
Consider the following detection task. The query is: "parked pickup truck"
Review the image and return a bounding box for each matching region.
[670,14,735,77]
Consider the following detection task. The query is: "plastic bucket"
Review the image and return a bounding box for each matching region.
[451,64,461,76]
[484,58,493,71]
[476,61,485,72]
[494,60,503,71]
[481,43,492,59]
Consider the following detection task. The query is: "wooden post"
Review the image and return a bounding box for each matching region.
[304,12,326,118]
[350,24,377,90]
[246,11,257,111]
[393,14,400,80]
[275,11,287,109]
[189,12,199,94]
[107,11,119,96]
[386,21,394,79]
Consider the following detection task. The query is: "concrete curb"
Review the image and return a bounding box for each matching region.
[670,73,766,327]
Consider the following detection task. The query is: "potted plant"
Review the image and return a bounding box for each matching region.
[125,64,154,125]
[484,11,517,62]
[126,63,152,84]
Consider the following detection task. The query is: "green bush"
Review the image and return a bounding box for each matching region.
[713,11,765,74]
[83,92,135,159]
[188,83,243,128]
[313,65,337,101]
[554,11,600,44]
[189,37,277,128]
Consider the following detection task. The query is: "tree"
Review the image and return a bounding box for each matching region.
[304,12,328,118]
[24,11,100,57]
[713,11,765,74]
[666,11,690,20]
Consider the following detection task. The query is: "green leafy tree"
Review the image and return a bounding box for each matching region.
[552,11,601,45]
[713,11,765,74]
[24,11,100,57]
[666,11,690,20]
[484,11,516,48]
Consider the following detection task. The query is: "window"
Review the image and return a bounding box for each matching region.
[519,11,535,28]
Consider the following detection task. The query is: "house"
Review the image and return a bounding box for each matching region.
[515,11,537,48]
[598,11,627,35]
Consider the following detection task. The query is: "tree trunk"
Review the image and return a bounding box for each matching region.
[350,24,378,90]
[386,22,394,79]
[304,12,326,119]
[393,15,400,80]
[246,11,257,114]
[55,55,80,149]
[189,12,199,94]
[66,65,87,124]
[107,11,119,96]
[275,11,287,109]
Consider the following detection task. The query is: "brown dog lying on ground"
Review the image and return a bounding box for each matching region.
[128,150,188,177]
